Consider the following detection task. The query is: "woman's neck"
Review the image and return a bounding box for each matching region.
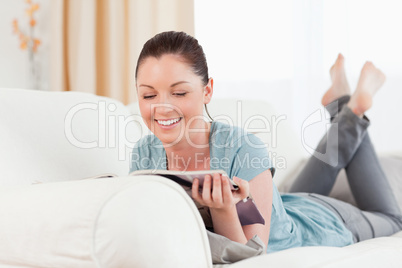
[164,121,211,171]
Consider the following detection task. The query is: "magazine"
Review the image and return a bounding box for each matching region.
[86,169,265,225]
[129,169,239,190]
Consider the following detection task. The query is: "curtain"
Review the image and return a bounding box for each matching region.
[50,0,194,104]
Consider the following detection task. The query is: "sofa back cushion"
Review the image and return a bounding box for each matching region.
[0,88,140,186]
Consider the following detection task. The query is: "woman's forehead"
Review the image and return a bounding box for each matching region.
[137,55,199,84]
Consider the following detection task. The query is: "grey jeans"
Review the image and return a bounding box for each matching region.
[289,95,402,242]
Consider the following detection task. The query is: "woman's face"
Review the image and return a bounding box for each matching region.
[136,54,213,146]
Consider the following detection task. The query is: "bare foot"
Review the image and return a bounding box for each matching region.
[348,61,386,117]
[321,53,351,106]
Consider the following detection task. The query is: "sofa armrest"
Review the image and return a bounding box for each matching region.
[0,176,212,268]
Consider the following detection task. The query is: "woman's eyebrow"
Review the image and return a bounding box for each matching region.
[138,81,190,89]
[170,81,190,87]
[138,84,154,89]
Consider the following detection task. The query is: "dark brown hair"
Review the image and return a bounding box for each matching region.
[135,31,209,86]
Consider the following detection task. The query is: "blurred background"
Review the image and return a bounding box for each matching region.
[1,0,401,153]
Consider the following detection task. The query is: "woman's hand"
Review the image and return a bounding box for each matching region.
[191,173,250,244]
[191,171,273,247]
[191,173,249,212]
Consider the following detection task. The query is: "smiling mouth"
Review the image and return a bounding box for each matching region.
[155,117,182,126]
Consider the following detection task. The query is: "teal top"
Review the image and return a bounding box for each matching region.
[130,121,354,253]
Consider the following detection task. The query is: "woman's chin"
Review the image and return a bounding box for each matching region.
[155,133,183,147]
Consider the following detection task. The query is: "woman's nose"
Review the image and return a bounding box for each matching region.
[153,97,180,116]
[154,102,175,114]
[152,95,181,117]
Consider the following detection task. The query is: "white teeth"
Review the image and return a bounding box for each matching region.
[157,118,181,126]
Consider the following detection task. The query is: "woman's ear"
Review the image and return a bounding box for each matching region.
[203,78,214,104]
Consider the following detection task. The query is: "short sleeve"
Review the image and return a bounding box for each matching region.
[129,145,140,173]
[230,133,275,182]
[129,135,166,173]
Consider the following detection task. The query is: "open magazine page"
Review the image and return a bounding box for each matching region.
[130,169,239,190]
[80,173,117,180]
[82,170,265,225]
[129,169,265,225]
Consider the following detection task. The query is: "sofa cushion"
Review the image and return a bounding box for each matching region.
[0,176,212,268]
[0,88,142,186]
[214,231,402,268]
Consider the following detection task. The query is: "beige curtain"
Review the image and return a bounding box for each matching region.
[50,0,194,104]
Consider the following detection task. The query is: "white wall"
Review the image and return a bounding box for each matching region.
[0,0,50,90]
[1,0,401,154]
[195,0,402,154]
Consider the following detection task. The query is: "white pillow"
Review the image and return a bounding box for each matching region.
[0,88,140,186]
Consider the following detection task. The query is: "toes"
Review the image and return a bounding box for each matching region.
[337,53,344,64]
[360,61,386,83]
[362,61,374,71]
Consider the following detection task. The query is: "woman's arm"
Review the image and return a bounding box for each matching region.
[242,170,272,247]
[191,170,273,247]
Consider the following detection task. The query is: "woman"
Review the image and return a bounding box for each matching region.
[130,31,402,254]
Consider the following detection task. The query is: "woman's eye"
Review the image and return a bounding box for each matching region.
[174,92,187,97]
[143,95,156,99]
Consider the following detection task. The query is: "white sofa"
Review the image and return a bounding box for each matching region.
[1,88,402,268]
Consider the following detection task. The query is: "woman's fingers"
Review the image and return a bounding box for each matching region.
[221,175,233,204]
[212,173,223,205]
[193,174,246,209]
[202,174,212,203]
[192,178,202,201]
